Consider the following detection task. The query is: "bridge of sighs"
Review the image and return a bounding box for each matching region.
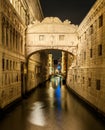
[26,17,79,59]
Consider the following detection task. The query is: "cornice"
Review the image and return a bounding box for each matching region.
[78,0,105,33]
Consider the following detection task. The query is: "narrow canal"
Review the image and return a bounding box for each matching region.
[0,76,105,130]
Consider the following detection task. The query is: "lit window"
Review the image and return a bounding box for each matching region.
[59,35,64,40]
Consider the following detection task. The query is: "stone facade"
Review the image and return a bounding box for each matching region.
[67,0,105,115]
[0,0,43,109]
[26,17,78,57]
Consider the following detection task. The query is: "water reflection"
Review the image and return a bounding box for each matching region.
[0,76,105,130]
[28,102,46,126]
[54,78,61,111]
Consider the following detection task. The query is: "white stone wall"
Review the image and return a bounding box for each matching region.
[67,0,105,114]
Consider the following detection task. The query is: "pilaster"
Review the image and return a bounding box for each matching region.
[0,13,2,46]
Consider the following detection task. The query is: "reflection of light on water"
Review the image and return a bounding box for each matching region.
[28,102,46,126]
[55,79,62,111]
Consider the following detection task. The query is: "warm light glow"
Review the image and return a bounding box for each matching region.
[10,0,12,3]
[28,102,46,126]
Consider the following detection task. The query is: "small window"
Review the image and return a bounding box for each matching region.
[83,77,85,84]
[6,60,9,70]
[99,15,103,28]
[98,44,102,56]
[13,61,15,70]
[2,23,4,45]
[39,35,44,41]
[84,51,86,60]
[84,32,86,40]
[90,48,93,58]
[10,60,12,70]
[90,25,93,34]
[96,80,101,90]
[75,75,77,82]
[2,58,5,71]
[16,74,18,82]
[59,35,64,40]
[88,78,91,87]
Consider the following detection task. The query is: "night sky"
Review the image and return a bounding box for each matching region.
[40,0,96,25]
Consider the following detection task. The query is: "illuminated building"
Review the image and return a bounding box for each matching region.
[0,0,43,108]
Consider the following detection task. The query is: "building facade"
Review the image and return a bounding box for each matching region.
[61,52,67,76]
[0,0,44,109]
[67,0,105,115]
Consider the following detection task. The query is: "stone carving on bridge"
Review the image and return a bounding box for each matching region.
[26,17,78,58]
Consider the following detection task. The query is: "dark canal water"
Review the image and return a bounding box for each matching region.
[0,76,105,130]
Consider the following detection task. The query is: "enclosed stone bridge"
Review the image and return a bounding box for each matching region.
[26,17,78,58]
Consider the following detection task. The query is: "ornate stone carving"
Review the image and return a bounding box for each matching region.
[42,17,62,24]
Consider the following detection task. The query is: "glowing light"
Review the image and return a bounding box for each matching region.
[28,102,46,126]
